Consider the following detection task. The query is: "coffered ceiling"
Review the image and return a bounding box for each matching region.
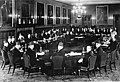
[55,0,120,5]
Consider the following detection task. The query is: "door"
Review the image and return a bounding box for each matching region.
[113,14,120,36]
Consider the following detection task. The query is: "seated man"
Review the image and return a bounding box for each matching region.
[33,41,40,52]
[94,41,103,68]
[11,42,23,65]
[75,46,93,75]
[26,42,38,66]
[80,46,93,67]
[77,46,93,67]
[40,50,53,76]
[54,41,65,56]
[2,40,9,64]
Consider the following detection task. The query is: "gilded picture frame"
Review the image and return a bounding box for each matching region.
[96,5,108,25]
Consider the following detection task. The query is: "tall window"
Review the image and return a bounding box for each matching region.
[47,5,53,25]
[22,4,29,17]
[37,3,44,26]
[68,9,71,24]
[63,8,66,24]
[56,6,60,24]
[21,4,30,25]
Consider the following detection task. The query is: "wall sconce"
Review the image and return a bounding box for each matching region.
[41,16,47,19]
[31,15,37,19]
[31,16,34,18]
[33,19,35,24]
[18,18,21,24]
[91,17,96,20]
[50,16,56,19]
[108,16,113,19]
[56,17,61,19]
[8,14,18,18]
[8,14,12,17]
[62,17,69,19]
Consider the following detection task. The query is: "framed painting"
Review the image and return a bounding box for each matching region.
[96,5,108,25]
[1,0,12,26]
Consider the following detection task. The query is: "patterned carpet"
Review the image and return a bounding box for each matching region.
[0,57,120,82]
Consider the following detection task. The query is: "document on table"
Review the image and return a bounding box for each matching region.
[65,52,82,56]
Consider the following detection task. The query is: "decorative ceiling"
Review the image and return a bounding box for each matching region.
[55,0,120,5]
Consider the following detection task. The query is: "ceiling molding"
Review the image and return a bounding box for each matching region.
[55,0,120,5]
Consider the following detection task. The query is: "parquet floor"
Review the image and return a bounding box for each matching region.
[0,56,120,82]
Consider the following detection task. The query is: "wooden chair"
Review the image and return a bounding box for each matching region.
[23,53,39,77]
[64,59,73,75]
[78,55,97,78]
[109,49,117,71]
[1,49,9,70]
[52,55,64,75]
[115,42,120,60]
[98,49,108,75]
[7,51,23,75]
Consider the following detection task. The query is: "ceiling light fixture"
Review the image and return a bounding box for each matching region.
[71,0,86,18]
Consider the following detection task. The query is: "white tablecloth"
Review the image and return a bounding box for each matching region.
[36,52,45,57]
[65,52,82,56]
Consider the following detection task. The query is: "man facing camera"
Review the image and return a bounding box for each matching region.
[77,46,93,67]
[26,42,38,66]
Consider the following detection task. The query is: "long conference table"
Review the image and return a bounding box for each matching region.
[36,40,110,67]
[36,46,84,71]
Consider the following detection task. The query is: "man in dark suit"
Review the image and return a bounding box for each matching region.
[108,31,118,52]
[34,41,40,52]
[94,41,103,68]
[26,42,37,66]
[2,40,9,65]
[26,34,31,43]
[11,42,23,64]
[56,42,65,56]
[75,46,93,75]
[77,46,93,67]
[81,46,93,67]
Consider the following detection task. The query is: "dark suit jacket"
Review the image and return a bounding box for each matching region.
[95,47,103,68]
[34,43,40,52]
[108,39,117,52]
[11,48,23,63]
[82,51,92,67]
[2,46,9,63]
[55,49,65,57]
[26,48,37,66]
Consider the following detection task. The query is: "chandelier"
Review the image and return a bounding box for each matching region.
[72,2,86,18]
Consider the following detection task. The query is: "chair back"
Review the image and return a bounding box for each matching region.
[7,51,14,66]
[110,49,117,63]
[52,55,64,70]
[116,42,119,51]
[88,55,97,70]
[100,48,107,67]
[1,49,5,61]
[23,53,30,68]
[65,60,72,69]
[1,49,9,62]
